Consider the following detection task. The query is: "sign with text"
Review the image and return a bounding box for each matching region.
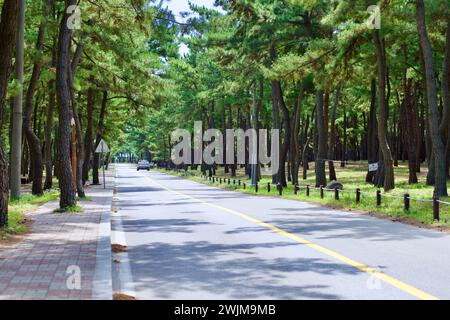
[368,162,379,172]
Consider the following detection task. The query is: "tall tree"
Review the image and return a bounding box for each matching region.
[0,0,20,227]
[373,29,395,191]
[56,0,77,208]
[10,0,25,199]
[416,0,448,196]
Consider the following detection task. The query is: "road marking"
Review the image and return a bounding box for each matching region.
[143,171,439,300]
[111,170,136,298]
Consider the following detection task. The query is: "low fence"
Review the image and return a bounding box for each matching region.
[193,172,450,222]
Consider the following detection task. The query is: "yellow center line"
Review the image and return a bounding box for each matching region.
[143,173,439,300]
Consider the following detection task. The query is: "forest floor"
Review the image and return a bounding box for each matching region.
[159,161,450,231]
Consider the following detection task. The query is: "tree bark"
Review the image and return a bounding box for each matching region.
[440,21,450,178]
[68,43,85,197]
[315,90,327,187]
[328,85,341,181]
[366,79,379,183]
[0,0,19,226]
[83,85,95,184]
[10,0,25,199]
[274,81,291,187]
[56,0,77,208]
[93,91,108,185]
[373,29,395,191]
[23,1,51,195]
[416,0,448,196]
[290,79,304,185]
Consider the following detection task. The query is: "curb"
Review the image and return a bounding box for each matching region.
[92,168,115,300]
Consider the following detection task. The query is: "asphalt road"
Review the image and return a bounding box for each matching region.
[111,164,450,300]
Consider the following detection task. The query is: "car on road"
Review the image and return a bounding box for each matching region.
[137,160,151,171]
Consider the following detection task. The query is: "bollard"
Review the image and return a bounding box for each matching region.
[278,183,283,196]
[376,190,381,206]
[306,185,310,197]
[238,180,241,186]
[255,182,258,193]
[433,195,440,221]
[267,183,271,192]
[213,177,215,183]
[228,179,230,185]
[356,188,361,203]
[320,186,324,199]
[404,193,410,211]
[243,182,246,189]
[233,179,236,185]
[334,188,339,200]
[294,184,299,195]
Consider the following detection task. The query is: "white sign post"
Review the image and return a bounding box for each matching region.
[95,139,110,189]
[368,162,379,172]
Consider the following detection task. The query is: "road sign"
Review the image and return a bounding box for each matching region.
[368,162,379,172]
[95,139,110,153]
[95,139,109,189]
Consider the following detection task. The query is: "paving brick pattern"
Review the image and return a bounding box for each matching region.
[0,178,113,300]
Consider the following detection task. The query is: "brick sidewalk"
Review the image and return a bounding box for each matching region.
[0,170,114,300]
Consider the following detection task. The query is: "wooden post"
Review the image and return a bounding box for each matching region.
[404,193,410,211]
[278,184,282,196]
[356,188,361,203]
[267,182,271,192]
[306,185,310,197]
[376,190,381,206]
[255,182,258,193]
[334,188,339,200]
[433,195,440,221]
[294,184,299,195]
[320,185,324,199]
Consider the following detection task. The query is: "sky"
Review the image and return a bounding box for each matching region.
[165,0,219,16]
[162,0,222,55]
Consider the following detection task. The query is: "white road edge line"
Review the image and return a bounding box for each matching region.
[111,169,137,299]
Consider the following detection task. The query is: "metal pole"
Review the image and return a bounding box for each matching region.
[102,143,105,189]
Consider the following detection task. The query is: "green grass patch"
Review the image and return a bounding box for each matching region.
[157,163,450,228]
[54,204,84,213]
[77,196,93,201]
[1,190,59,240]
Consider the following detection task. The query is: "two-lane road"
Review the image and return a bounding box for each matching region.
[111,164,450,300]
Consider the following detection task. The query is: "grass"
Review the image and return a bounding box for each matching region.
[158,162,450,229]
[77,196,93,201]
[1,190,59,240]
[53,204,84,213]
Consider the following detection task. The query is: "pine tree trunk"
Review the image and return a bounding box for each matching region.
[68,44,85,197]
[373,29,395,191]
[10,0,25,199]
[93,91,107,185]
[328,85,341,181]
[315,90,327,187]
[440,21,450,178]
[0,0,19,227]
[290,79,304,185]
[56,0,77,208]
[366,79,379,183]
[416,0,448,196]
[83,86,95,184]
[274,81,291,187]
[24,4,50,195]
